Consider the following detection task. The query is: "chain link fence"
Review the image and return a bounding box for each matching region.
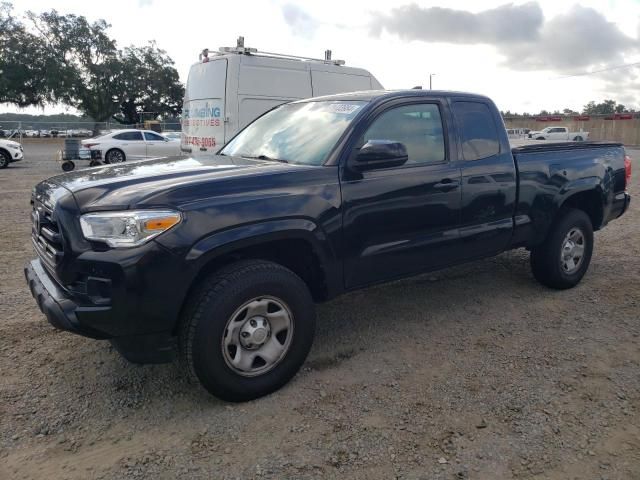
[0,120,181,140]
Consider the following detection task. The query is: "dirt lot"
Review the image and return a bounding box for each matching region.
[1,140,639,479]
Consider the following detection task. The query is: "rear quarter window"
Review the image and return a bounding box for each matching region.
[452,102,500,161]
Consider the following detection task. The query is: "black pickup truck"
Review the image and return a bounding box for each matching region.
[25,90,632,401]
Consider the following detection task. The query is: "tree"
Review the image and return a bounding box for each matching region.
[1,3,184,132]
[114,42,185,125]
[25,9,126,131]
[0,3,61,106]
[583,99,617,115]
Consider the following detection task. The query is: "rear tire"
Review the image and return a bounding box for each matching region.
[530,208,593,289]
[573,136,584,142]
[179,260,316,402]
[105,149,125,164]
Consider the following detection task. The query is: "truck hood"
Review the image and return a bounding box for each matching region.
[48,155,317,211]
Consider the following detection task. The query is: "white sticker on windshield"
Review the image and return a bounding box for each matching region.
[327,103,362,114]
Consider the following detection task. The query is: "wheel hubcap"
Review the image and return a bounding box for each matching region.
[560,228,585,274]
[239,316,270,349]
[222,296,293,377]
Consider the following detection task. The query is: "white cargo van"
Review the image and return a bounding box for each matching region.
[181,37,383,157]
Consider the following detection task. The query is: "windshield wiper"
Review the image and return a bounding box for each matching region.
[242,154,288,163]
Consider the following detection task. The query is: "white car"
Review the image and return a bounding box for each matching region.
[81,129,181,163]
[0,139,24,168]
[528,126,589,142]
[163,131,182,141]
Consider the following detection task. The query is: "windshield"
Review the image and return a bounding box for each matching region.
[220,100,367,165]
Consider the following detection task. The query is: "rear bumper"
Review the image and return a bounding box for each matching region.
[619,192,631,218]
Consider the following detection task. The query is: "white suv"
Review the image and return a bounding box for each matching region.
[0,139,24,168]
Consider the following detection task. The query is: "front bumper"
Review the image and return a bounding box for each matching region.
[25,259,111,339]
[9,148,23,161]
[25,258,178,363]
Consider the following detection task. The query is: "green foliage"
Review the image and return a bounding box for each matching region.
[0,3,184,125]
[582,99,628,115]
[0,3,61,106]
[115,42,185,124]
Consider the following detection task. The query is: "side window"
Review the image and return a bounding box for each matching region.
[113,131,143,141]
[452,102,500,161]
[144,132,165,141]
[361,103,445,165]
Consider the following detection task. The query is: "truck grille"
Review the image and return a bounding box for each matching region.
[31,199,64,267]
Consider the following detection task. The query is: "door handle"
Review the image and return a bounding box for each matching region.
[433,179,459,191]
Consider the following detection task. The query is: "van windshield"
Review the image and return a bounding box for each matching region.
[220,101,367,166]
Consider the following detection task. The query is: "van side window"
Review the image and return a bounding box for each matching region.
[452,102,500,161]
[361,104,446,165]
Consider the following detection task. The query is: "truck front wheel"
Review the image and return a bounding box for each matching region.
[530,208,594,289]
[179,260,316,401]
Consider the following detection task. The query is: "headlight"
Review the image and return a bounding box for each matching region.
[80,210,181,247]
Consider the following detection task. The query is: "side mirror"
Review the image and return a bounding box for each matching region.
[354,140,408,170]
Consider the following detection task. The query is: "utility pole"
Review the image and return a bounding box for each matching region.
[429,73,436,90]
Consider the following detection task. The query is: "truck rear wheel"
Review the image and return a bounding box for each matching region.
[179,260,315,401]
[530,208,593,289]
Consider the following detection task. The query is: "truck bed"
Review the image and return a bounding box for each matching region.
[510,141,629,247]
[512,141,622,154]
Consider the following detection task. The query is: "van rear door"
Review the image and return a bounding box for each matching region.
[182,59,227,156]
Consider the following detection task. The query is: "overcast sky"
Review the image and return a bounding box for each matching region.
[7,0,640,115]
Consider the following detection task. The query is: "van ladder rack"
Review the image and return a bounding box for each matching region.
[200,36,345,66]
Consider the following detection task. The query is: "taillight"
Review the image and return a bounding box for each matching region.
[624,155,632,188]
[83,143,99,149]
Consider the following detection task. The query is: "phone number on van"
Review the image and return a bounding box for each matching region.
[183,136,217,148]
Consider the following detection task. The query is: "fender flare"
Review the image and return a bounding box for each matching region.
[184,218,340,287]
[556,177,604,208]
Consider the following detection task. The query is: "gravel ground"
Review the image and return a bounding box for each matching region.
[1,140,639,480]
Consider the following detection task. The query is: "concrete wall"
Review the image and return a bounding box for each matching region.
[503,117,640,146]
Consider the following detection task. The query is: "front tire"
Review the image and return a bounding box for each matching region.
[530,208,593,289]
[179,260,316,402]
[0,150,10,169]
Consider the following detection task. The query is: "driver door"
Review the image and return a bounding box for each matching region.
[340,101,462,289]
